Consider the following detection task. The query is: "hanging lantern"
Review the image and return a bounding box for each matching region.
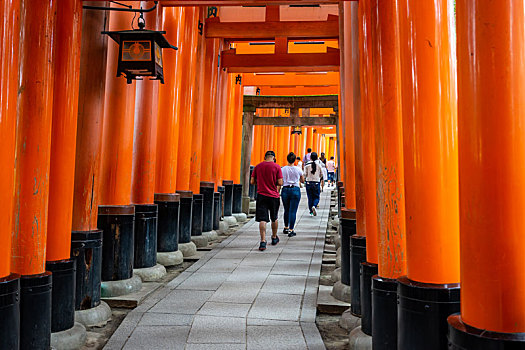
[102,16,177,84]
[291,126,302,135]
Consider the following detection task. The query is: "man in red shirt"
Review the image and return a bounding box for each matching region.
[251,150,283,251]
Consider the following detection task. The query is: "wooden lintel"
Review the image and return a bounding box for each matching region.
[253,116,336,126]
[205,20,338,40]
[157,1,345,6]
[244,95,338,109]
[221,49,340,73]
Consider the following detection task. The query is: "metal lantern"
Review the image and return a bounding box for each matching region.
[103,26,176,84]
[291,126,302,135]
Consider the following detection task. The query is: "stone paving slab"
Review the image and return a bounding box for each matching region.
[102,282,162,309]
[105,189,331,350]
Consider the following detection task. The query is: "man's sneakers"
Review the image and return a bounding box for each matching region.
[311,206,317,216]
[260,236,280,251]
[283,228,290,236]
[288,230,296,238]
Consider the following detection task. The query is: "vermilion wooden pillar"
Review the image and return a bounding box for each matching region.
[13,1,56,347]
[371,1,407,349]
[358,0,379,337]
[46,0,83,335]
[397,0,460,348]
[98,4,141,289]
[448,1,525,347]
[0,2,21,347]
[189,7,206,194]
[213,67,228,185]
[154,4,185,262]
[231,77,244,183]
[217,67,229,186]
[0,0,20,279]
[132,1,160,206]
[71,1,109,317]
[337,2,346,187]
[343,1,356,211]
[156,7,184,194]
[176,7,198,191]
[47,0,82,262]
[200,37,220,183]
[222,74,236,181]
[100,4,137,206]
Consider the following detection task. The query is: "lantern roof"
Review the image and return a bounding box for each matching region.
[102,29,177,50]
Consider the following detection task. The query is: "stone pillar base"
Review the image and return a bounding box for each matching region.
[191,235,209,248]
[51,322,87,350]
[340,309,362,331]
[331,267,341,283]
[202,230,219,242]
[157,251,183,267]
[223,215,238,226]
[331,281,351,303]
[75,301,112,327]
[242,196,251,214]
[178,242,197,257]
[101,275,142,297]
[133,264,167,282]
[233,213,247,223]
[349,326,372,350]
[218,221,229,234]
[333,235,341,250]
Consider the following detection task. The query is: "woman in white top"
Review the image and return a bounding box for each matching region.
[304,152,324,216]
[281,152,304,237]
[320,161,328,192]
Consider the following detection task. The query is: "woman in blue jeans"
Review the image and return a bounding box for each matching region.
[304,152,324,216]
[281,152,304,237]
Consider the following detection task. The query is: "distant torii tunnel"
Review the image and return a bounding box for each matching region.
[240,95,338,213]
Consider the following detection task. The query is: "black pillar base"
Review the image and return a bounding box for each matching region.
[46,259,76,332]
[134,204,158,269]
[233,184,243,214]
[213,192,221,230]
[448,314,525,349]
[200,182,215,232]
[177,191,193,244]
[155,193,180,253]
[0,273,20,350]
[192,194,203,236]
[350,235,366,316]
[222,180,234,217]
[20,272,52,350]
[372,276,398,350]
[398,276,460,350]
[98,205,135,281]
[340,210,356,286]
[71,229,102,310]
[217,186,225,218]
[360,262,378,336]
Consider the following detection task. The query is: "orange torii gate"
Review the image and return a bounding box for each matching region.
[240,95,338,213]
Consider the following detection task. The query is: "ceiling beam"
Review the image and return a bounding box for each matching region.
[244,94,338,110]
[257,86,339,95]
[253,116,336,126]
[243,72,339,87]
[205,18,338,41]
[221,48,340,73]
[157,1,344,5]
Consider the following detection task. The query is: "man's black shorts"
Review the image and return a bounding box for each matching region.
[255,194,280,223]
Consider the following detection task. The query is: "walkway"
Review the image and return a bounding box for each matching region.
[104,188,332,350]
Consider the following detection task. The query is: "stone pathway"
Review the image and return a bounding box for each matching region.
[104,188,332,350]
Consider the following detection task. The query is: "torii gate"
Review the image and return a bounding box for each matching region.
[240,94,339,213]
